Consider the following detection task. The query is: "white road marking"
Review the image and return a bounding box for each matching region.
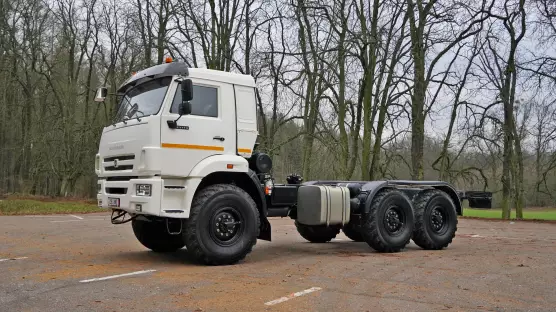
[50,219,105,223]
[461,233,555,242]
[24,215,71,218]
[69,215,84,220]
[79,269,157,283]
[264,287,322,306]
[0,256,28,262]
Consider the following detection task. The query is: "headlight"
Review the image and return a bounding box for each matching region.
[136,184,152,196]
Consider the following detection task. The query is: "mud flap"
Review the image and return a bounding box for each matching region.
[258,217,271,241]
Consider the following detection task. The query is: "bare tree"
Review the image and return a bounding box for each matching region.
[406,0,489,180]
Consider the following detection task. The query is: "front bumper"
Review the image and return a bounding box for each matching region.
[97,177,163,216]
[97,176,202,219]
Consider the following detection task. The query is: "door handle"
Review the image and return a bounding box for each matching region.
[213,136,225,141]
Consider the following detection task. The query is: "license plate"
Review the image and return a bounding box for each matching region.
[108,198,120,207]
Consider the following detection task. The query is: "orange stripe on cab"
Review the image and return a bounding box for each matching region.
[161,143,224,151]
[237,148,252,153]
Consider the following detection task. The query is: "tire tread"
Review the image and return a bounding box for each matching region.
[184,184,260,265]
[412,189,458,250]
[361,188,412,253]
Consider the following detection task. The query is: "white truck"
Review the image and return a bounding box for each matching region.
[94,59,462,265]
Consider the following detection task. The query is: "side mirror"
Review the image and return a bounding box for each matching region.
[181,79,193,102]
[179,102,191,115]
[178,79,193,115]
[167,79,193,129]
[94,87,108,102]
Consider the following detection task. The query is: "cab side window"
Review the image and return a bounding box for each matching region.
[170,84,218,117]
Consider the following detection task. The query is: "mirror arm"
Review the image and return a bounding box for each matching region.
[167,115,183,129]
[167,100,190,129]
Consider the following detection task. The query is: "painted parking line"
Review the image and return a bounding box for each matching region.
[50,219,106,223]
[0,256,28,262]
[79,269,157,283]
[69,215,84,220]
[459,233,556,242]
[264,287,322,306]
[24,215,72,218]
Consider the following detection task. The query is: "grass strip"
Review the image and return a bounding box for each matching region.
[463,208,556,221]
[0,199,103,215]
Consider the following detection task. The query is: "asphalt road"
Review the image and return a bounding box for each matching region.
[1,213,556,312]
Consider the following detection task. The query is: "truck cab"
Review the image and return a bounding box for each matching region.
[96,61,259,220]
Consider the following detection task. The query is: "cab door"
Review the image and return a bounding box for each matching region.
[159,77,236,177]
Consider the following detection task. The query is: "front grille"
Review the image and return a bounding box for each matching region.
[104,155,135,162]
[105,165,133,171]
[103,153,135,172]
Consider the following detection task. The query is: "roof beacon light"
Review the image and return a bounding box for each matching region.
[165,57,173,63]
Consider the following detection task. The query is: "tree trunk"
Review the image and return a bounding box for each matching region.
[361,0,379,181]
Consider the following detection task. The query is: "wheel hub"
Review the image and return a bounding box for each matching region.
[212,210,242,242]
[430,207,446,233]
[384,207,404,234]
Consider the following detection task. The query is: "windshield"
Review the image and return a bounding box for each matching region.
[113,76,172,123]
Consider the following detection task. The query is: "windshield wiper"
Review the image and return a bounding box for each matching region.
[113,97,132,126]
[126,103,146,122]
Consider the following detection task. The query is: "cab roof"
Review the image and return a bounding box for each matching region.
[117,62,256,94]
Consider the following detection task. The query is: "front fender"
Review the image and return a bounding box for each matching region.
[187,158,272,241]
[189,154,249,177]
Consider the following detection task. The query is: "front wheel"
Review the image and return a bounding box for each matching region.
[411,189,458,250]
[360,188,414,252]
[184,184,260,265]
[132,219,186,252]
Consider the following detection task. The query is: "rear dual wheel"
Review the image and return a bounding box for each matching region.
[411,189,458,250]
[361,188,414,252]
[361,188,458,252]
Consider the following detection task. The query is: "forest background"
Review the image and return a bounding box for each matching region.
[1,0,556,219]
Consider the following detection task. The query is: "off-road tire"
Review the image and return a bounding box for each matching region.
[132,219,186,252]
[361,188,414,252]
[184,184,260,265]
[412,189,458,250]
[295,221,340,243]
[342,221,364,242]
